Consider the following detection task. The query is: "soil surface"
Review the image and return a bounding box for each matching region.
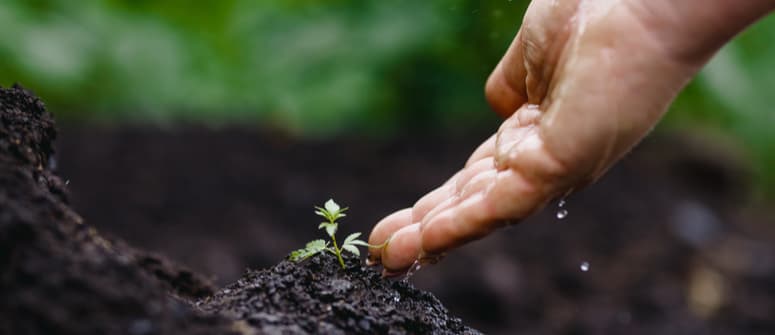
[55,117,775,333]
[0,84,233,335]
[198,253,479,334]
[1,85,482,334]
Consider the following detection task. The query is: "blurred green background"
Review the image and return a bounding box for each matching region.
[1,0,773,192]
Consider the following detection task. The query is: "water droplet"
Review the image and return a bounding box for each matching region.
[403,260,423,282]
[580,261,590,272]
[556,209,568,219]
[558,199,566,207]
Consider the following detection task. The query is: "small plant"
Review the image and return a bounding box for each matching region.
[290,199,380,269]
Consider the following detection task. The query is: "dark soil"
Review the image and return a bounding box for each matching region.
[1,85,482,334]
[198,253,478,334]
[55,114,775,333]
[0,84,233,335]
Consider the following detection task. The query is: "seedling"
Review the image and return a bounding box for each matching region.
[289,199,382,269]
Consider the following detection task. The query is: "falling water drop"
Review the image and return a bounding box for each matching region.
[556,198,568,219]
[403,260,423,282]
[580,261,590,272]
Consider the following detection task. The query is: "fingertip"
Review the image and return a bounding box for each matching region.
[365,257,380,267]
[485,64,523,119]
[381,223,422,272]
[421,193,496,255]
[368,208,413,262]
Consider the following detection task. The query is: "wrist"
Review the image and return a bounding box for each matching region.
[628,0,775,65]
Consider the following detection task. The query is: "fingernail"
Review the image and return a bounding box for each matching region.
[381,268,404,278]
[417,250,447,265]
[367,233,394,266]
[365,257,379,266]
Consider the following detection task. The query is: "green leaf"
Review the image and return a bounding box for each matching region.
[325,223,337,237]
[289,239,328,262]
[344,232,361,245]
[348,239,372,247]
[324,199,340,214]
[342,244,360,256]
[307,239,328,250]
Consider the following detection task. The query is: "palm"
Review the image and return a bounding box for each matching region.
[369,0,700,272]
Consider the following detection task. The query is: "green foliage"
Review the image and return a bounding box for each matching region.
[289,239,328,262]
[0,0,526,132]
[290,199,377,269]
[665,14,775,193]
[0,0,773,192]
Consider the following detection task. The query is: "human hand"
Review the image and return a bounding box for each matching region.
[368,0,774,273]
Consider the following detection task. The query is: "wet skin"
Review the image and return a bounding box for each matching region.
[368,0,775,274]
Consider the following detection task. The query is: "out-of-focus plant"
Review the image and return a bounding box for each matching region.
[0,0,527,133]
[0,0,773,191]
[667,15,775,193]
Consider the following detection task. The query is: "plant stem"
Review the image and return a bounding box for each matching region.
[330,234,345,269]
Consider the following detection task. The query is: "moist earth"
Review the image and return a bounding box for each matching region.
[0,85,482,335]
[56,112,775,333]
[198,253,479,335]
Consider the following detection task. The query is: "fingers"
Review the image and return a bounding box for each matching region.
[366,209,423,272]
[412,156,497,223]
[411,157,496,230]
[380,223,421,274]
[466,134,496,167]
[411,183,455,224]
[421,168,541,255]
[369,156,500,271]
[485,31,528,118]
[373,152,554,272]
[367,208,412,264]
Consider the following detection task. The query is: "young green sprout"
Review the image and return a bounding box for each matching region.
[289,199,382,269]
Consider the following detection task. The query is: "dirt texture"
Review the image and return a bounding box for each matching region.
[55,119,775,333]
[198,253,479,335]
[0,84,234,335]
[0,85,481,334]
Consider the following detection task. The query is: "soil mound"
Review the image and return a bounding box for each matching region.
[199,253,479,335]
[0,84,480,334]
[0,84,231,334]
